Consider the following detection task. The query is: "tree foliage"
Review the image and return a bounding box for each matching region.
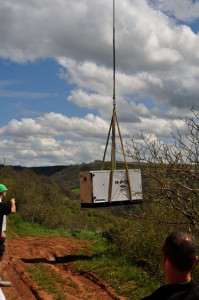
[127,112,199,229]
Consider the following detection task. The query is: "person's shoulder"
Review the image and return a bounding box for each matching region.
[141,282,198,300]
[168,282,199,300]
[141,285,166,300]
[0,201,11,215]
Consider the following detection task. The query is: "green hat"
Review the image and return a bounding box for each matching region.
[0,184,8,193]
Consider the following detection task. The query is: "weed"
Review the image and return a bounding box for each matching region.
[28,264,65,300]
[7,214,71,238]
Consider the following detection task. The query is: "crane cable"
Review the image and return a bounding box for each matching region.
[103,0,132,202]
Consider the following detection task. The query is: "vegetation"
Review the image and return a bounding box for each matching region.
[127,112,199,229]
[7,214,71,238]
[28,264,66,300]
[75,254,159,299]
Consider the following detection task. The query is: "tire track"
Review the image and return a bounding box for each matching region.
[1,237,125,300]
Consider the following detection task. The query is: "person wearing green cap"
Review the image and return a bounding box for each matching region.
[0,184,16,288]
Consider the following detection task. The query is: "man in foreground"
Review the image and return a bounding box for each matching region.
[142,231,199,300]
[0,184,16,288]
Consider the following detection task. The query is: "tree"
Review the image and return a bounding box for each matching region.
[127,112,199,229]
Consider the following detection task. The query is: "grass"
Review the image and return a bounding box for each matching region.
[73,233,159,299]
[28,264,66,300]
[7,214,71,238]
[7,215,106,244]
[71,187,80,194]
[71,229,101,240]
[74,254,159,299]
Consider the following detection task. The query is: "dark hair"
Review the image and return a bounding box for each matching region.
[162,232,197,272]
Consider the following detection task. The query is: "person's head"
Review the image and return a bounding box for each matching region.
[162,232,198,283]
[0,184,8,198]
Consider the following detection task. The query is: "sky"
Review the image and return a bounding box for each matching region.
[0,0,199,166]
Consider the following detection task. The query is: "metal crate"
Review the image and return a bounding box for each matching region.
[80,169,143,207]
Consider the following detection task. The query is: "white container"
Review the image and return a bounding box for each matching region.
[80,169,142,206]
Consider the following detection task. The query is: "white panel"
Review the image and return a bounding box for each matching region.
[112,170,129,202]
[129,169,143,200]
[111,170,142,202]
[92,171,109,203]
[91,169,142,203]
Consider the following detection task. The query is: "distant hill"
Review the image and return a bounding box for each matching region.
[51,161,105,189]
[0,162,96,191]
[0,160,145,191]
[0,165,67,176]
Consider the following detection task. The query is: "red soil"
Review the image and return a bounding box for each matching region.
[0,237,125,300]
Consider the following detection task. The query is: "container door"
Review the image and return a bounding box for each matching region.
[80,172,92,204]
[92,171,110,203]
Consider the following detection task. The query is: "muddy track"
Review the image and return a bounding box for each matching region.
[0,237,125,300]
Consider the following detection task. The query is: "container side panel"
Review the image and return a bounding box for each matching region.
[92,171,110,203]
[129,169,143,200]
[111,170,143,202]
[111,171,129,201]
[80,172,92,204]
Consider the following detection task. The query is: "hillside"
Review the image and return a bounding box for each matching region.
[0,160,198,299]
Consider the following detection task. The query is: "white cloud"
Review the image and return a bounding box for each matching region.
[68,89,146,122]
[1,0,199,112]
[61,57,199,112]
[0,113,110,140]
[0,112,118,166]
[68,90,112,110]
[0,0,198,165]
[0,111,187,166]
[1,0,199,70]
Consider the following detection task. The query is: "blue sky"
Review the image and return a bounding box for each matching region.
[189,19,199,32]
[0,58,91,126]
[0,0,198,166]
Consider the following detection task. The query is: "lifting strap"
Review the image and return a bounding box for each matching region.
[102,0,132,203]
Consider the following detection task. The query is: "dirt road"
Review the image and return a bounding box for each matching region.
[1,237,124,300]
